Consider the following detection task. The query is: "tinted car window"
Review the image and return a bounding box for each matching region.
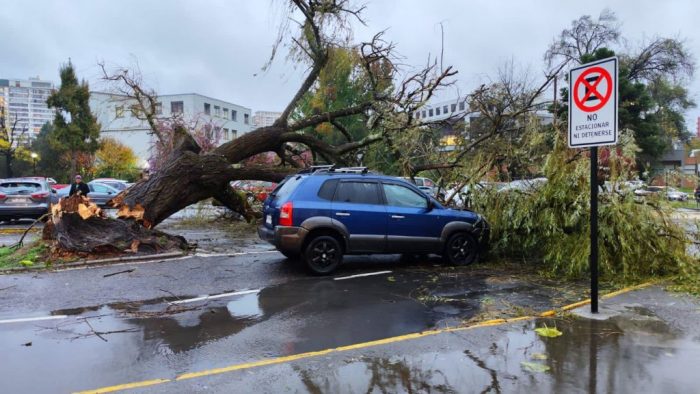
[318,179,339,200]
[272,175,303,201]
[333,181,380,205]
[0,182,42,194]
[383,183,428,208]
[91,183,112,193]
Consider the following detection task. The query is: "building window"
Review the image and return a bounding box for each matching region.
[155,102,162,115]
[459,102,465,111]
[223,128,229,140]
[130,104,141,118]
[204,103,211,115]
[223,108,229,118]
[231,110,237,121]
[214,105,221,117]
[232,130,238,139]
[415,111,420,119]
[244,113,250,124]
[428,109,433,117]
[171,101,184,114]
[451,104,456,112]
[422,110,427,118]
[436,107,441,115]
[115,105,124,118]
[443,105,448,113]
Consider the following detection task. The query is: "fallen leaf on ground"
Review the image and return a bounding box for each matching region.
[532,353,548,360]
[535,325,563,338]
[521,361,550,373]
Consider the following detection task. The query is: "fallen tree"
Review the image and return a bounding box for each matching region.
[50,0,457,254]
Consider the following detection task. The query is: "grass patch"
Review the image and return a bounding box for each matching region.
[0,242,50,270]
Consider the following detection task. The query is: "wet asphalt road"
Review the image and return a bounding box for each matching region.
[1,251,699,393]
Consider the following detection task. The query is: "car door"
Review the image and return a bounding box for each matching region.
[381,182,442,253]
[330,180,387,253]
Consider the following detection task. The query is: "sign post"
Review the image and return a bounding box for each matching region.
[568,57,618,314]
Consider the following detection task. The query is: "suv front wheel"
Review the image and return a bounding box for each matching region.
[303,235,342,275]
[443,232,478,266]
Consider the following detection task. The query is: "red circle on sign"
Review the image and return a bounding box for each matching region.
[573,66,612,113]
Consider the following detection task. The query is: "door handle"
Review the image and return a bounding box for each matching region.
[391,215,405,219]
[335,212,351,217]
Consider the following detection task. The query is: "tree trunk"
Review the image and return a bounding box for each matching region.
[48,125,291,255]
[5,153,13,178]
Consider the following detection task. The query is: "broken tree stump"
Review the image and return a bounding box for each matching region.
[44,195,188,255]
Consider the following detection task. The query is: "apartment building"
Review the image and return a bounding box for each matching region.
[90,92,252,164]
[252,111,282,128]
[0,77,55,142]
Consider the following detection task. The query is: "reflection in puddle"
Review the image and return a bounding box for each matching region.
[227,292,263,319]
[293,312,700,394]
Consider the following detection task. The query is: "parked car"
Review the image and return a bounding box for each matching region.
[0,178,53,221]
[666,187,689,201]
[92,178,129,191]
[231,180,277,203]
[695,186,700,201]
[634,186,664,198]
[401,177,439,197]
[499,178,548,193]
[259,167,489,274]
[54,181,121,207]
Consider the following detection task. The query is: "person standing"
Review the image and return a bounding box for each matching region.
[68,174,90,196]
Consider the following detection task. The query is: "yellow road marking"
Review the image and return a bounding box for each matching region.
[74,378,170,394]
[74,281,654,393]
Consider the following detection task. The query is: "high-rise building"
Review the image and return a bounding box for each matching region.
[252,111,282,128]
[0,78,55,143]
[696,116,700,138]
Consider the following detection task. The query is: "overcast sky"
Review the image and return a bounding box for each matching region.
[1,0,698,129]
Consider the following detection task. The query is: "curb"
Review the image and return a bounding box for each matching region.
[0,251,188,275]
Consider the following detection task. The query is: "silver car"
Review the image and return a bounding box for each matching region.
[0,178,53,221]
[54,181,121,207]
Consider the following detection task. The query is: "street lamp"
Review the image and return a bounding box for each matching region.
[30,152,38,175]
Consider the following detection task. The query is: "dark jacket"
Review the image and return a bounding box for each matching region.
[69,182,90,196]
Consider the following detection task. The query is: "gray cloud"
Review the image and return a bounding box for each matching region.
[1,0,697,128]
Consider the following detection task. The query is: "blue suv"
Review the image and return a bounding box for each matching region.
[258,167,489,274]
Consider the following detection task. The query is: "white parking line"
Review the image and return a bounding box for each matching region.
[333,270,392,281]
[0,315,68,325]
[169,289,261,305]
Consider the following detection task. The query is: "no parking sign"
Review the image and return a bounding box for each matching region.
[568,57,618,148]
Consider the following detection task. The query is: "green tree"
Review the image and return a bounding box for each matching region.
[0,104,33,177]
[548,12,695,167]
[32,123,68,181]
[94,137,140,180]
[46,60,101,178]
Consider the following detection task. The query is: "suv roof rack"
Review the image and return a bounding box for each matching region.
[297,165,371,175]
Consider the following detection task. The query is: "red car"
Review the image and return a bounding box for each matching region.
[231,180,277,203]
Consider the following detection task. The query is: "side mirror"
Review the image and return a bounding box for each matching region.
[426,199,434,211]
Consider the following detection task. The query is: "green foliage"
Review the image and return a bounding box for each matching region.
[46,60,101,177]
[0,243,49,270]
[473,131,698,284]
[94,137,140,181]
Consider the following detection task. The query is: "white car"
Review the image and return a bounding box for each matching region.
[666,187,688,201]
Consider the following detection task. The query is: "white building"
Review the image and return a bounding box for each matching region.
[0,77,55,142]
[253,110,282,128]
[90,92,253,165]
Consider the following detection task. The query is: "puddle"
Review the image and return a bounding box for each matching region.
[0,268,595,393]
[292,314,700,394]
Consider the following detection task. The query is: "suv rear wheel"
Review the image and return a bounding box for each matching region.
[303,235,342,275]
[443,232,478,266]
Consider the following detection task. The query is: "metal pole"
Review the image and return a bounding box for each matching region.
[590,146,599,314]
